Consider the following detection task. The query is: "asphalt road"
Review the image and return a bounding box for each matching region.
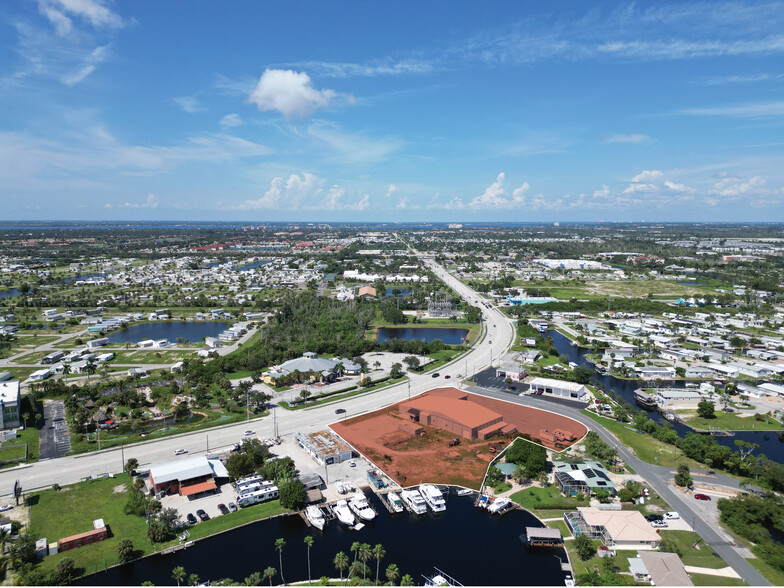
[0,246,769,585]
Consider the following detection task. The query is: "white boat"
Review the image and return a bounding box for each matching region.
[456,488,473,496]
[305,505,325,530]
[333,500,355,526]
[349,492,376,521]
[487,497,511,514]
[401,489,428,514]
[335,481,345,494]
[420,484,446,513]
[387,491,404,513]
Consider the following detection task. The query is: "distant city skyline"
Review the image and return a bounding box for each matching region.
[1,0,783,222]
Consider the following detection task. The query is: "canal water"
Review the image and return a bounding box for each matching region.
[79,493,565,586]
[377,327,469,345]
[0,288,20,299]
[236,260,272,271]
[546,330,784,463]
[106,321,229,344]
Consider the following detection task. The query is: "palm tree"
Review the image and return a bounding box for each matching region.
[372,544,385,585]
[385,564,400,586]
[275,537,286,585]
[304,535,314,584]
[244,572,261,586]
[334,551,349,585]
[62,363,71,385]
[351,541,361,565]
[85,362,97,385]
[21,412,29,430]
[262,566,277,586]
[400,574,415,586]
[171,566,186,587]
[358,543,372,581]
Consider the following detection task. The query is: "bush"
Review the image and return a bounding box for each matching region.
[279,480,306,510]
[574,534,594,561]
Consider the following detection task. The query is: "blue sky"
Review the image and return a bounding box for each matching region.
[2,0,783,222]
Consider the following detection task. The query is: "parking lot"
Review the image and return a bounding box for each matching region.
[160,483,237,522]
[472,367,522,392]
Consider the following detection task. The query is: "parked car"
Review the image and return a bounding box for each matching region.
[444,375,451,379]
[335,408,346,414]
[186,513,198,525]
[218,503,229,515]
[228,502,238,512]
[0,505,13,513]
[174,448,188,455]
[694,493,712,501]
[651,520,668,528]
[664,512,680,520]
[196,509,210,521]
[348,460,356,467]
[645,514,664,522]
[431,373,440,378]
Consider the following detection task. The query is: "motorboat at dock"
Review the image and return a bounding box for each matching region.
[420,484,446,513]
[487,497,512,514]
[305,505,325,530]
[401,488,428,514]
[348,491,376,521]
[386,491,405,513]
[333,499,356,526]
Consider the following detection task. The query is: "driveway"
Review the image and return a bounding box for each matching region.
[38,400,71,460]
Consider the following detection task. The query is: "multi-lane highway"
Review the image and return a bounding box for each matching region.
[0,244,768,585]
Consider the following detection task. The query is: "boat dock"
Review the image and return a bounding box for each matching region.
[525,527,564,548]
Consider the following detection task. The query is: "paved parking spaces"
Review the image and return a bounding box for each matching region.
[160,483,238,522]
[473,368,521,392]
[39,400,71,460]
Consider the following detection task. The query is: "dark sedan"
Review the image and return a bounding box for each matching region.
[186,513,197,525]
[196,509,210,521]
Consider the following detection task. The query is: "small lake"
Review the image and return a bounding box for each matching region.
[0,289,20,299]
[377,327,469,345]
[676,281,707,286]
[236,260,271,271]
[64,271,113,283]
[78,493,565,586]
[106,321,229,344]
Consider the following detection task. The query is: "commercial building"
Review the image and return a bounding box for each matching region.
[528,377,587,400]
[148,455,230,498]
[0,380,21,429]
[564,507,661,550]
[398,388,516,440]
[297,430,354,465]
[495,356,527,382]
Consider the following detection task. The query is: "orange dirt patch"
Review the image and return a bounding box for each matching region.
[331,387,587,489]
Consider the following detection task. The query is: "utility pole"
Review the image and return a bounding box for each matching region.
[408,380,411,399]
[206,434,209,454]
[121,443,124,471]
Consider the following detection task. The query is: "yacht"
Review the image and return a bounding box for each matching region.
[419,484,446,513]
[348,492,376,521]
[456,488,474,497]
[386,491,404,513]
[487,497,511,514]
[401,489,428,514]
[305,505,325,530]
[333,500,355,526]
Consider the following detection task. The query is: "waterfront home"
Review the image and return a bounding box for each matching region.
[553,460,616,497]
[635,366,676,380]
[564,507,661,550]
[706,363,740,379]
[637,552,693,586]
[655,389,702,410]
[684,366,713,379]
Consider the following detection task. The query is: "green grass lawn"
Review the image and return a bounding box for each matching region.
[746,556,784,586]
[582,411,705,470]
[160,500,286,546]
[510,485,584,515]
[681,410,783,432]
[690,573,747,586]
[545,519,571,538]
[565,539,636,584]
[7,426,39,462]
[422,349,463,372]
[658,530,726,569]
[30,474,152,577]
[225,370,254,380]
[0,443,26,462]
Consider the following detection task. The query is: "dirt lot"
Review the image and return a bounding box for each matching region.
[331,388,587,489]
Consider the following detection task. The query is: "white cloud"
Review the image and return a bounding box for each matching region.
[710,174,766,197]
[219,113,242,128]
[287,58,435,78]
[38,0,125,33]
[305,120,404,164]
[107,193,159,209]
[631,170,663,182]
[679,100,784,117]
[232,172,371,211]
[247,69,355,120]
[602,133,649,144]
[173,96,206,114]
[469,172,531,210]
[699,73,783,85]
[593,185,611,198]
[386,184,399,198]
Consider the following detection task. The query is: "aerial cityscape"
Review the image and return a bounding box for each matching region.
[2,1,784,587]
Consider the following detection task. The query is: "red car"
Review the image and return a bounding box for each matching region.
[694,493,712,501]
